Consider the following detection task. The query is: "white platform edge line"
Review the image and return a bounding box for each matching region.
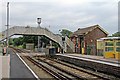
[16,53,40,80]
[61,54,120,67]
[66,55,119,67]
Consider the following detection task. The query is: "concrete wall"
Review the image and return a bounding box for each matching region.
[26,43,34,50]
[0,55,10,79]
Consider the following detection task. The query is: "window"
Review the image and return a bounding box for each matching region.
[105,42,113,46]
[116,42,120,46]
[116,47,120,52]
[105,47,114,52]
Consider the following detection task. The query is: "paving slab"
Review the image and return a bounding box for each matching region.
[0,55,10,79]
[10,50,36,79]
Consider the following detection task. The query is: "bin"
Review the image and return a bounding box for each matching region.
[49,48,56,55]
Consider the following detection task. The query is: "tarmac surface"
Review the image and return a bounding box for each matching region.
[10,50,36,79]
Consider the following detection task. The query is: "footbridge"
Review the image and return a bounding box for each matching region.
[0,26,75,52]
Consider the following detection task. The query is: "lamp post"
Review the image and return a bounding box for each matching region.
[37,18,41,26]
[37,18,41,52]
[6,2,9,55]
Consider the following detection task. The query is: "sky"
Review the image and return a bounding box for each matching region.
[0,0,119,36]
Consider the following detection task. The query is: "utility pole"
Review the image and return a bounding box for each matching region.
[6,2,9,55]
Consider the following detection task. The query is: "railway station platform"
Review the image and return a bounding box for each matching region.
[61,54,120,64]
[0,55,10,79]
[55,53,120,77]
[10,49,36,79]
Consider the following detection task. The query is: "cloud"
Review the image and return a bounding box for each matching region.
[0,0,118,35]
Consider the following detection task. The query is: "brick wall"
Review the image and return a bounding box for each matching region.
[84,28,107,55]
[71,27,107,55]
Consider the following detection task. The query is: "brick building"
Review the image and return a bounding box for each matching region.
[70,24,108,55]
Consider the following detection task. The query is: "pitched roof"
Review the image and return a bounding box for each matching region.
[71,24,108,37]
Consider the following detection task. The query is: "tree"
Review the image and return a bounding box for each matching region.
[112,32,120,37]
[13,37,23,46]
[9,38,14,45]
[22,35,38,47]
[12,35,61,48]
[23,35,34,43]
[22,35,50,48]
[60,29,73,38]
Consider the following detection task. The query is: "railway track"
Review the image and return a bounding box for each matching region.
[34,56,119,80]
[41,57,118,79]
[26,56,77,80]
[55,54,120,78]
[10,46,30,53]
[11,47,79,80]
[11,47,120,80]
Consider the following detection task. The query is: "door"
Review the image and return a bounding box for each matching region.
[79,36,84,54]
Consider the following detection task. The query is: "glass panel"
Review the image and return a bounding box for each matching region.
[105,47,114,52]
[116,47,120,52]
[116,42,120,46]
[105,42,113,46]
[0,42,2,56]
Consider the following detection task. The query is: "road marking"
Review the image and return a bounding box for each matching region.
[16,53,40,80]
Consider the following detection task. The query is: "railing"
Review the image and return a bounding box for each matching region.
[0,26,75,52]
[65,36,75,52]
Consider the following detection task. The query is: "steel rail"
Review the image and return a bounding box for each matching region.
[44,57,116,80]
[26,56,74,80]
